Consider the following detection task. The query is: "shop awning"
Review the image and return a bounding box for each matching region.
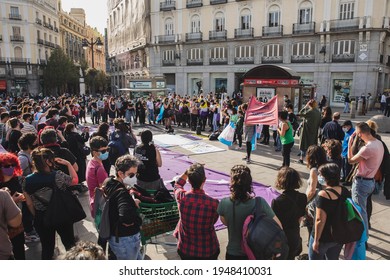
[117,88,171,92]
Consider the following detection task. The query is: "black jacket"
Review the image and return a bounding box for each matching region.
[104,177,142,237]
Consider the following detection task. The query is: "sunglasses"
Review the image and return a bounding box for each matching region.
[1,165,16,168]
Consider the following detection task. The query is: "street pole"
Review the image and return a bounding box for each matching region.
[82,37,103,96]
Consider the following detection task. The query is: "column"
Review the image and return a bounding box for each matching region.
[203,72,210,94]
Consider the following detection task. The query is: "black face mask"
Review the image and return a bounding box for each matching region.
[19,123,24,129]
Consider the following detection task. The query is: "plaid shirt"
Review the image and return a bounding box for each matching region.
[174,178,219,258]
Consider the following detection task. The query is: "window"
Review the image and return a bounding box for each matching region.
[215,12,225,31]
[38,49,41,59]
[37,30,40,39]
[10,6,19,16]
[263,44,283,57]
[36,11,39,19]
[268,5,280,27]
[339,2,355,20]
[235,46,254,58]
[299,1,312,24]
[163,50,175,61]
[12,26,21,36]
[49,35,52,42]
[334,40,355,54]
[240,9,251,29]
[191,15,201,33]
[187,48,203,60]
[14,47,23,58]
[165,18,174,35]
[211,47,226,59]
[292,42,314,56]
[43,15,46,23]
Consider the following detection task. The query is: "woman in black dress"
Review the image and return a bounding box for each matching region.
[108,98,117,125]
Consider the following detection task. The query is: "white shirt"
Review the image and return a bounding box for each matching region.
[21,122,37,134]
[146,100,154,110]
[381,94,387,103]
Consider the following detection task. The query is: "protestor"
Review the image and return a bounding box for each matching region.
[174,163,220,260]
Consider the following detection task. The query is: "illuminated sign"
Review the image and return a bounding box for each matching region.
[244,79,299,86]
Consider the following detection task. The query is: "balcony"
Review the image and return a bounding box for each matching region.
[262,25,283,37]
[186,0,202,8]
[37,38,44,45]
[0,57,7,63]
[291,55,315,63]
[48,24,54,30]
[187,58,203,65]
[329,18,360,31]
[210,57,228,65]
[262,56,283,63]
[156,34,176,44]
[54,27,59,32]
[383,17,390,28]
[210,0,227,4]
[160,1,176,11]
[10,35,24,42]
[293,22,316,34]
[234,28,254,39]
[332,53,355,63]
[209,30,227,40]
[43,22,48,28]
[186,32,202,42]
[162,60,175,66]
[39,59,47,65]
[10,57,28,63]
[234,57,254,64]
[36,18,42,25]
[9,14,22,20]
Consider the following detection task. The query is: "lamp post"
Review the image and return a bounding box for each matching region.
[82,37,103,95]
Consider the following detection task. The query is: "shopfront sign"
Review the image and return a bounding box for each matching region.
[0,80,6,90]
[14,68,27,76]
[156,81,165,88]
[244,79,299,86]
[0,68,6,76]
[129,81,152,89]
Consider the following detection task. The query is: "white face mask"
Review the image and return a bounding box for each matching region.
[123,175,137,187]
[342,127,349,133]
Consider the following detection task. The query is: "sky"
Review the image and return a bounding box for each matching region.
[61,0,108,34]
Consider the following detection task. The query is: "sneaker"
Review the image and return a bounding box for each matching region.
[235,146,242,150]
[242,157,247,161]
[246,158,251,164]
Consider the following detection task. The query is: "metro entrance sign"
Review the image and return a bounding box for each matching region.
[244,79,300,86]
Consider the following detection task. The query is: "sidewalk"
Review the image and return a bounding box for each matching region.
[26,109,390,260]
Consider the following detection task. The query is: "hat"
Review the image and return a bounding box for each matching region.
[342,120,353,127]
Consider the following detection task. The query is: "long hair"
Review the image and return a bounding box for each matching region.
[230,165,254,202]
[31,147,56,173]
[306,145,327,169]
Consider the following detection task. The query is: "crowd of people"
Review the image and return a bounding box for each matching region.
[0,91,388,261]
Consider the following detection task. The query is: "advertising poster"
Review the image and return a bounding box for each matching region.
[333,79,352,103]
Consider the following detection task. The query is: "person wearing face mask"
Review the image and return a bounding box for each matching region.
[0,152,26,259]
[23,148,78,259]
[86,136,109,217]
[340,120,355,185]
[103,155,142,260]
[134,130,162,190]
[309,163,351,260]
[21,113,37,134]
[5,117,23,154]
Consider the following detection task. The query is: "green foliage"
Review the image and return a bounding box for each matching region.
[85,69,109,93]
[43,48,79,95]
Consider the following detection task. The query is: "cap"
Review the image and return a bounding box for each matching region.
[342,120,353,127]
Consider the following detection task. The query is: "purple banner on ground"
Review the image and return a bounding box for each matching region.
[158,148,280,230]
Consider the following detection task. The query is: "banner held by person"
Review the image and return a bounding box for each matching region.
[244,96,279,126]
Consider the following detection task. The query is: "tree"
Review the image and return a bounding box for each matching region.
[43,48,79,96]
[85,69,109,94]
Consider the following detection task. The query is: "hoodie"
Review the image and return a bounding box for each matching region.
[104,177,142,237]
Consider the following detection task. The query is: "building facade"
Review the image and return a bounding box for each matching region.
[107,0,154,95]
[85,25,106,72]
[0,0,60,96]
[148,0,390,107]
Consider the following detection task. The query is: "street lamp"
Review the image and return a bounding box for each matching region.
[82,37,103,95]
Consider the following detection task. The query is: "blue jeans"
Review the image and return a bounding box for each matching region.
[352,177,375,233]
[148,109,154,124]
[109,232,142,260]
[308,235,343,260]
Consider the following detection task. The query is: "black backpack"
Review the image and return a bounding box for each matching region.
[325,188,364,244]
[241,197,289,260]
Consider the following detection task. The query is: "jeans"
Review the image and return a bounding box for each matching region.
[109,232,142,260]
[308,235,343,260]
[343,102,350,113]
[342,157,352,180]
[148,109,154,124]
[282,142,294,167]
[352,177,375,233]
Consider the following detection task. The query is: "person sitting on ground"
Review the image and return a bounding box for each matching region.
[218,164,282,260]
[174,163,220,260]
[272,167,307,259]
[134,130,162,190]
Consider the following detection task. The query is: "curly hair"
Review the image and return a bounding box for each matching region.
[229,165,254,202]
[322,139,342,161]
[0,153,23,182]
[31,147,56,173]
[306,145,327,169]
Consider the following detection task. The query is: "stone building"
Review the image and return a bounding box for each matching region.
[0,0,60,96]
[146,0,390,107]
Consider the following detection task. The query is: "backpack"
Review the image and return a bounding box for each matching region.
[108,132,127,165]
[241,197,289,260]
[208,131,220,141]
[325,188,364,244]
[94,180,124,240]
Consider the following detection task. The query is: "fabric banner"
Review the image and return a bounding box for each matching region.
[244,95,278,126]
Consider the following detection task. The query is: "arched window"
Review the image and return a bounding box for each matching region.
[191,15,200,33]
[215,12,225,31]
[268,5,280,27]
[299,1,313,24]
[240,8,251,30]
[14,47,23,59]
[165,18,174,35]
